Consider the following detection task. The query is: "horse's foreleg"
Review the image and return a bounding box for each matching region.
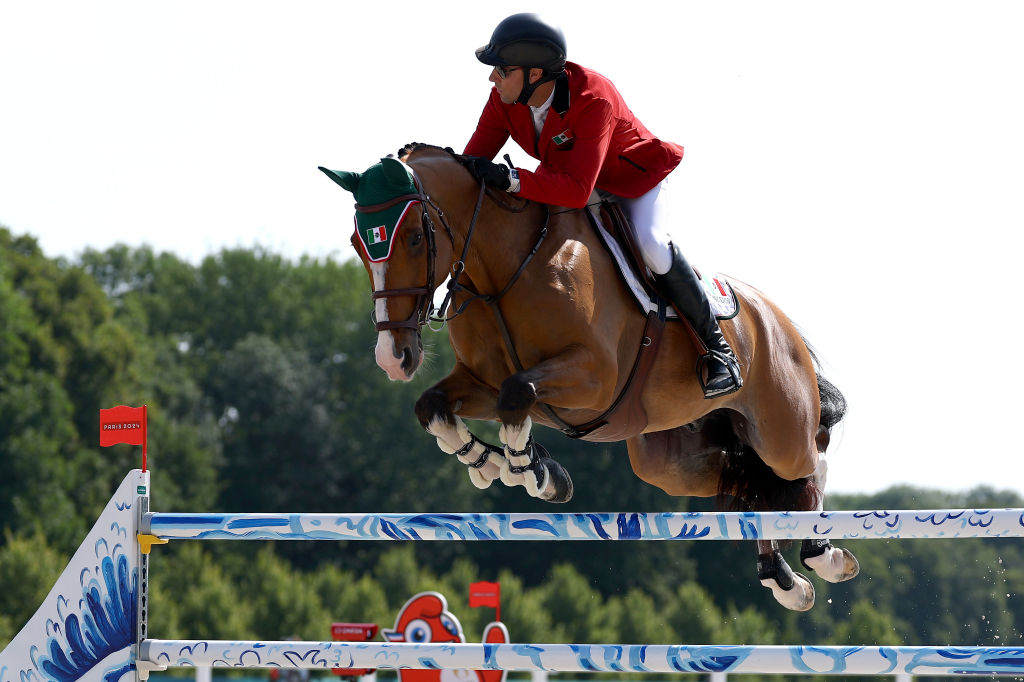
[493,359,587,504]
[430,416,506,489]
[799,456,861,582]
[756,539,815,611]
[415,366,507,489]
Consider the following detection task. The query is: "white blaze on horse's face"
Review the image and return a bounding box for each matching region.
[371,261,420,382]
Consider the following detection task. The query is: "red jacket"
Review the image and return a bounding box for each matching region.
[464,62,683,208]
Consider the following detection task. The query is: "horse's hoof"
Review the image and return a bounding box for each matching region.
[758,550,815,611]
[805,547,860,583]
[535,443,573,503]
[762,572,815,611]
[801,541,860,583]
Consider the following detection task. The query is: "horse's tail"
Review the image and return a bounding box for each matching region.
[804,338,848,432]
[717,336,846,514]
[717,441,819,513]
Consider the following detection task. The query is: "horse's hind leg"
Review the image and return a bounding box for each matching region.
[799,457,860,582]
[757,539,815,611]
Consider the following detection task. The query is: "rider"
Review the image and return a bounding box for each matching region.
[463,13,742,399]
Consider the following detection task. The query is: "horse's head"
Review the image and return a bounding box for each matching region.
[319,145,470,381]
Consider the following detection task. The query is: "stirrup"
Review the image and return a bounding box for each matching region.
[696,349,743,399]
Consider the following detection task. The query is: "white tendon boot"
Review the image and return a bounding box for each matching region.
[426,416,505,489]
[498,417,549,498]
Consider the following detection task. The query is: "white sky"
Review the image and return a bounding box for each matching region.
[2,1,1023,499]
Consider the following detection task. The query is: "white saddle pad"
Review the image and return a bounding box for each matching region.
[586,203,738,320]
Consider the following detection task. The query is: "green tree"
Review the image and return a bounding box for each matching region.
[0,531,66,647]
[149,543,254,640]
[311,563,391,633]
[833,599,908,644]
[664,581,726,643]
[495,569,558,644]
[535,563,616,643]
[240,545,331,640]
[614,588,676,644]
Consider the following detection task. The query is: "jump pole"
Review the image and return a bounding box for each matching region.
[142,508,1024,542]
[138,640,1024,676]
[4,467,1024,682]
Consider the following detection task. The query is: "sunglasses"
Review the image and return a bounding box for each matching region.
[495,65,521,79]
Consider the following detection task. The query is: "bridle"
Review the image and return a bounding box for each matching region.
[356,155,549,334]
[354,164,457,332]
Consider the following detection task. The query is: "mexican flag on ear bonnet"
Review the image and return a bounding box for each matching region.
[318,158,420,262]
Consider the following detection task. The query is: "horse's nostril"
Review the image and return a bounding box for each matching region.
[401,347,414,372]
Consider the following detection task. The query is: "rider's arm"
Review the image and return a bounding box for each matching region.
[515,98,614,208]
[464,91,510,159]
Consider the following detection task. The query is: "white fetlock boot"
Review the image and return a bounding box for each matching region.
[427,417,504,489]
[499,418,545,497]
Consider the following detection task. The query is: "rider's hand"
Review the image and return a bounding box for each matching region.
[465,156,516,192]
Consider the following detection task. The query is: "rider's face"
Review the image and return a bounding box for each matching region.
[490,65,524,104]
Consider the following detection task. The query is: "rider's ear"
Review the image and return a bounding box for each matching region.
[529,68,544,85]
[318,167,361,194]
[380,157,411,186]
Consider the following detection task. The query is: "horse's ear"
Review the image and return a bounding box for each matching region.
[380,157,412,185]
[318,167,360,194]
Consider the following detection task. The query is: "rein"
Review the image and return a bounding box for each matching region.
[432,203,550,325]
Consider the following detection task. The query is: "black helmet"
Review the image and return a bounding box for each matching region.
[476,13,567,73]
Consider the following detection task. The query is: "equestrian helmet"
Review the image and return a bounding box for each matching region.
[476,13,567,73]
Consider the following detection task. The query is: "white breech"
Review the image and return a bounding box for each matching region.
[617,177,674,275]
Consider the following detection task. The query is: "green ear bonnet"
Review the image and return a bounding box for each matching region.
[319,158,420,263]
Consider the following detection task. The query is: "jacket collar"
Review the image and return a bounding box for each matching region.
[552,72,570,116]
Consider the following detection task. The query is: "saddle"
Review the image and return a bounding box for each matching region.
[585,195,738,322]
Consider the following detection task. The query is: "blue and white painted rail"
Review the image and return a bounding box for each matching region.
[140,640,1024,676]
[4,469,1024,682]
[143,508,1024,542]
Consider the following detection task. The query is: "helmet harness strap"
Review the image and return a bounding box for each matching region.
[515,70,561,106]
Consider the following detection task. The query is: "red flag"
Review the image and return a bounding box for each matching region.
[470,581,501,620]
[100,405,148,470]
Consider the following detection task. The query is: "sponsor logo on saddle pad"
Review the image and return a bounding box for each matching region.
[701,272,739,320]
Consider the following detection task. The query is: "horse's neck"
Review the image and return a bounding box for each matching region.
[461,202,551,294]
[409,150,558,293]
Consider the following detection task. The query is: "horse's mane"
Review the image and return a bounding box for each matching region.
[396,142,530,212]
[396,142,458,163]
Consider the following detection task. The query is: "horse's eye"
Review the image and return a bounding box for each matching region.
[410,231,424,247]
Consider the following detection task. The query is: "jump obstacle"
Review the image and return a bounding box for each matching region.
[3,468,1024,682]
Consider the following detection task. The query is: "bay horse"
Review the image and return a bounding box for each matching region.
[319,142,858,611]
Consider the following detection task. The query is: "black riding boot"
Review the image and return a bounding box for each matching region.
[654,243,743,399]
